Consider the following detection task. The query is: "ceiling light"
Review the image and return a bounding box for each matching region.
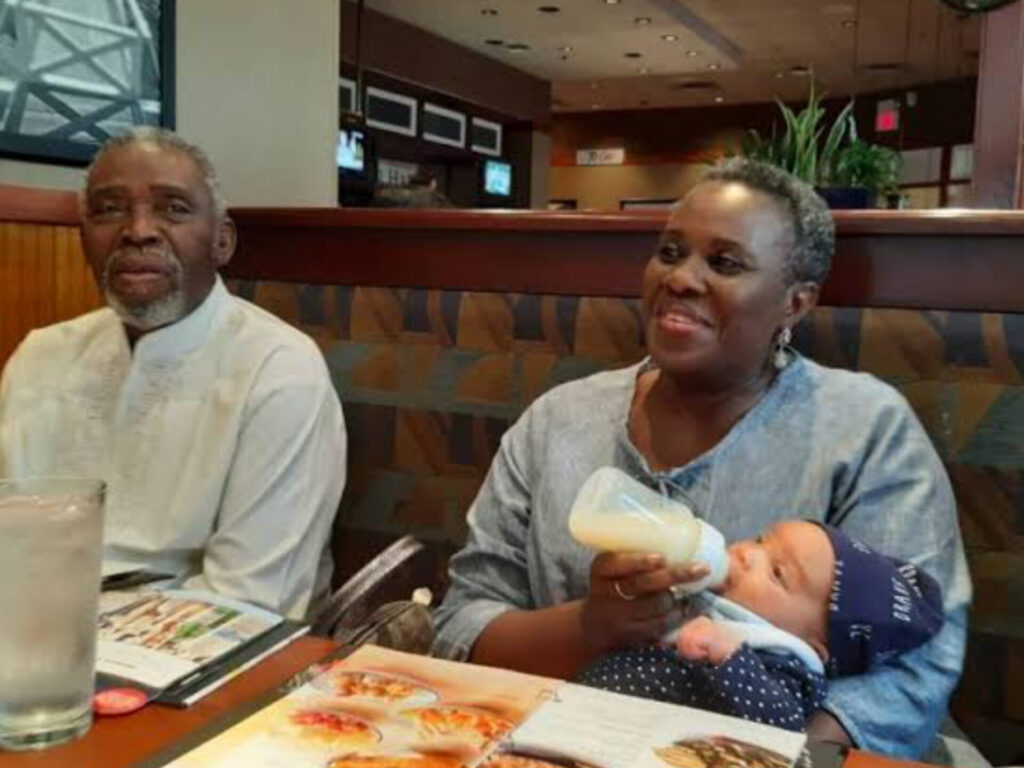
[538,5,561,12]
[634,17,652,25]
[638,67,650,74]
[591,104,601,109]
[558,46,573,53]
[662,34,678,42]
[624,51,643,58]
[481,8,498,15]
[714,96,724,103]
[685,50,699,57]
[841,19,857,28]
[506,43,531,53]
[708,63,720,70]
[604,0,621,4]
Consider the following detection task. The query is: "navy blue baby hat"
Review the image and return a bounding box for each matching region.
[815,524,944,678]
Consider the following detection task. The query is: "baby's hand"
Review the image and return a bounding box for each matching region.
[676,616,742,665]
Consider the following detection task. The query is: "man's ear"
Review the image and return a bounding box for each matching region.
[213,217,237,268]
[784,281,820,328]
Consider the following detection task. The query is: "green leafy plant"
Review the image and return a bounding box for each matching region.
[739,78,902,200]
[740,80,855,186]
[831,140,902,198]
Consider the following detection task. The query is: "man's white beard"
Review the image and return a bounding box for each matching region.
[102,250,188,331]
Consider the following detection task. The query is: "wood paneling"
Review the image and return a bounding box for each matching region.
[341,4,550,124]
[0,184,79,225]
[973,3,1024,208]
[225,208,1024,313]
[0,222,101,368]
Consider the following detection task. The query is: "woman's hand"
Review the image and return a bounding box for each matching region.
[580,552,709,655]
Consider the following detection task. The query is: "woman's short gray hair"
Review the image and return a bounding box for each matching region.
[82,127,227,219]
[701,158,834,286]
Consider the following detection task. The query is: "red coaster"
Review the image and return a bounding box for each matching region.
[93,687,148,716]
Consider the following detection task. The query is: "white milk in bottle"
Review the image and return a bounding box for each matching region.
[568,466,728,594]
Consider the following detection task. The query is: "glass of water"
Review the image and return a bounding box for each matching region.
[0,478,105,751]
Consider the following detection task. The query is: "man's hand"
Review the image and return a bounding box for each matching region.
[676,616,742,664]
[580,552,708,655]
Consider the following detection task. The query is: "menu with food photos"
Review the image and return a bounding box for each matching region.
[158,645,806,768]
[96,589,307,705]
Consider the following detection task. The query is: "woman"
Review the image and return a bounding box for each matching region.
[432,159,969,759]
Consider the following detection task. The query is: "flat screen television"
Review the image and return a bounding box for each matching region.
[483,159,512,197]
[337,128,366,174]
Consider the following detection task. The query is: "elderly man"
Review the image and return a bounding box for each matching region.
[0,128,345,620]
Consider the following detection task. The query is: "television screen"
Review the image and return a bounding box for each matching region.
[337,129,365,173]
[484,160,511,197]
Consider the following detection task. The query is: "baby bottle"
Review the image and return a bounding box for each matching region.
[568,466,728,595]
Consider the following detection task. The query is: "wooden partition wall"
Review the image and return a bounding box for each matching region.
[0,187,100,367]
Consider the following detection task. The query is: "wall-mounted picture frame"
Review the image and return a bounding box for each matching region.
[365,86,417,137]
[339,77,357,115]
[0,0,176,166]
[422,102,465,148]
[471,117,502,157]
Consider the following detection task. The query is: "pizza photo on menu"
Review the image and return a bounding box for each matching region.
[654,735,792,768]
[401,704,515,747]
[311,665,439,706]
[326,753,463,768]
[282,707,382,749]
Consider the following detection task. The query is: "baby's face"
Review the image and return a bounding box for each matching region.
[715,520,833,661]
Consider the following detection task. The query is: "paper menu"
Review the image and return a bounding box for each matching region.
[161,645,558,768]
[159,646,807,768]
[504,683,805,768]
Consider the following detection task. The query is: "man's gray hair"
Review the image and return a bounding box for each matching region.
[81,127,227,218]
[702,158,834,286]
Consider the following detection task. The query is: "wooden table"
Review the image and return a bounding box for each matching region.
[0,637,938,768]
[0,636,339,768]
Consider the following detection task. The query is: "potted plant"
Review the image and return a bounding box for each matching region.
[739,81,902,209]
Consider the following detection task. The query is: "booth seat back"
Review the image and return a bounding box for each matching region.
[228,279,1024,750]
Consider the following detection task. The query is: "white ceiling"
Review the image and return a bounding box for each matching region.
[363,0,981,112]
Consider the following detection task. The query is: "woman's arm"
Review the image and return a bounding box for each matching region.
[823,394,971,757]
[432,396,700,675]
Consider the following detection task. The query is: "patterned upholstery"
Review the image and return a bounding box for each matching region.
[228,279,1024,758]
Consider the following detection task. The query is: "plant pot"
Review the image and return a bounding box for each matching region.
[814,186,876,210]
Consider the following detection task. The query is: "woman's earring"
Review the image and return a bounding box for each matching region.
[774,326,792,370]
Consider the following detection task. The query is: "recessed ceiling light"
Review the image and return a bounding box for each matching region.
[662,34,678,42]
[708,63,720,70]
[714,96,724,103]
[506,43,531,53]
[634,17,652,26]
[841,19,857,28]
[481,8,498,16]
[624,51,643,58]
[485,38,504,46]
[538,5,561,13]
[604,0,620,4]
[685,50,699,57]
[558,46,573,53]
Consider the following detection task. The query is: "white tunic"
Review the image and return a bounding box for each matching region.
[0,278,346,620]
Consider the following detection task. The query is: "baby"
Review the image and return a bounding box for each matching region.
[575,520,944,732]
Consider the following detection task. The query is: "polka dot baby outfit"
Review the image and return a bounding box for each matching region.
[575,594,827,732]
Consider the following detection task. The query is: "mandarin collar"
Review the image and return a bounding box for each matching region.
[130,277,228,361]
